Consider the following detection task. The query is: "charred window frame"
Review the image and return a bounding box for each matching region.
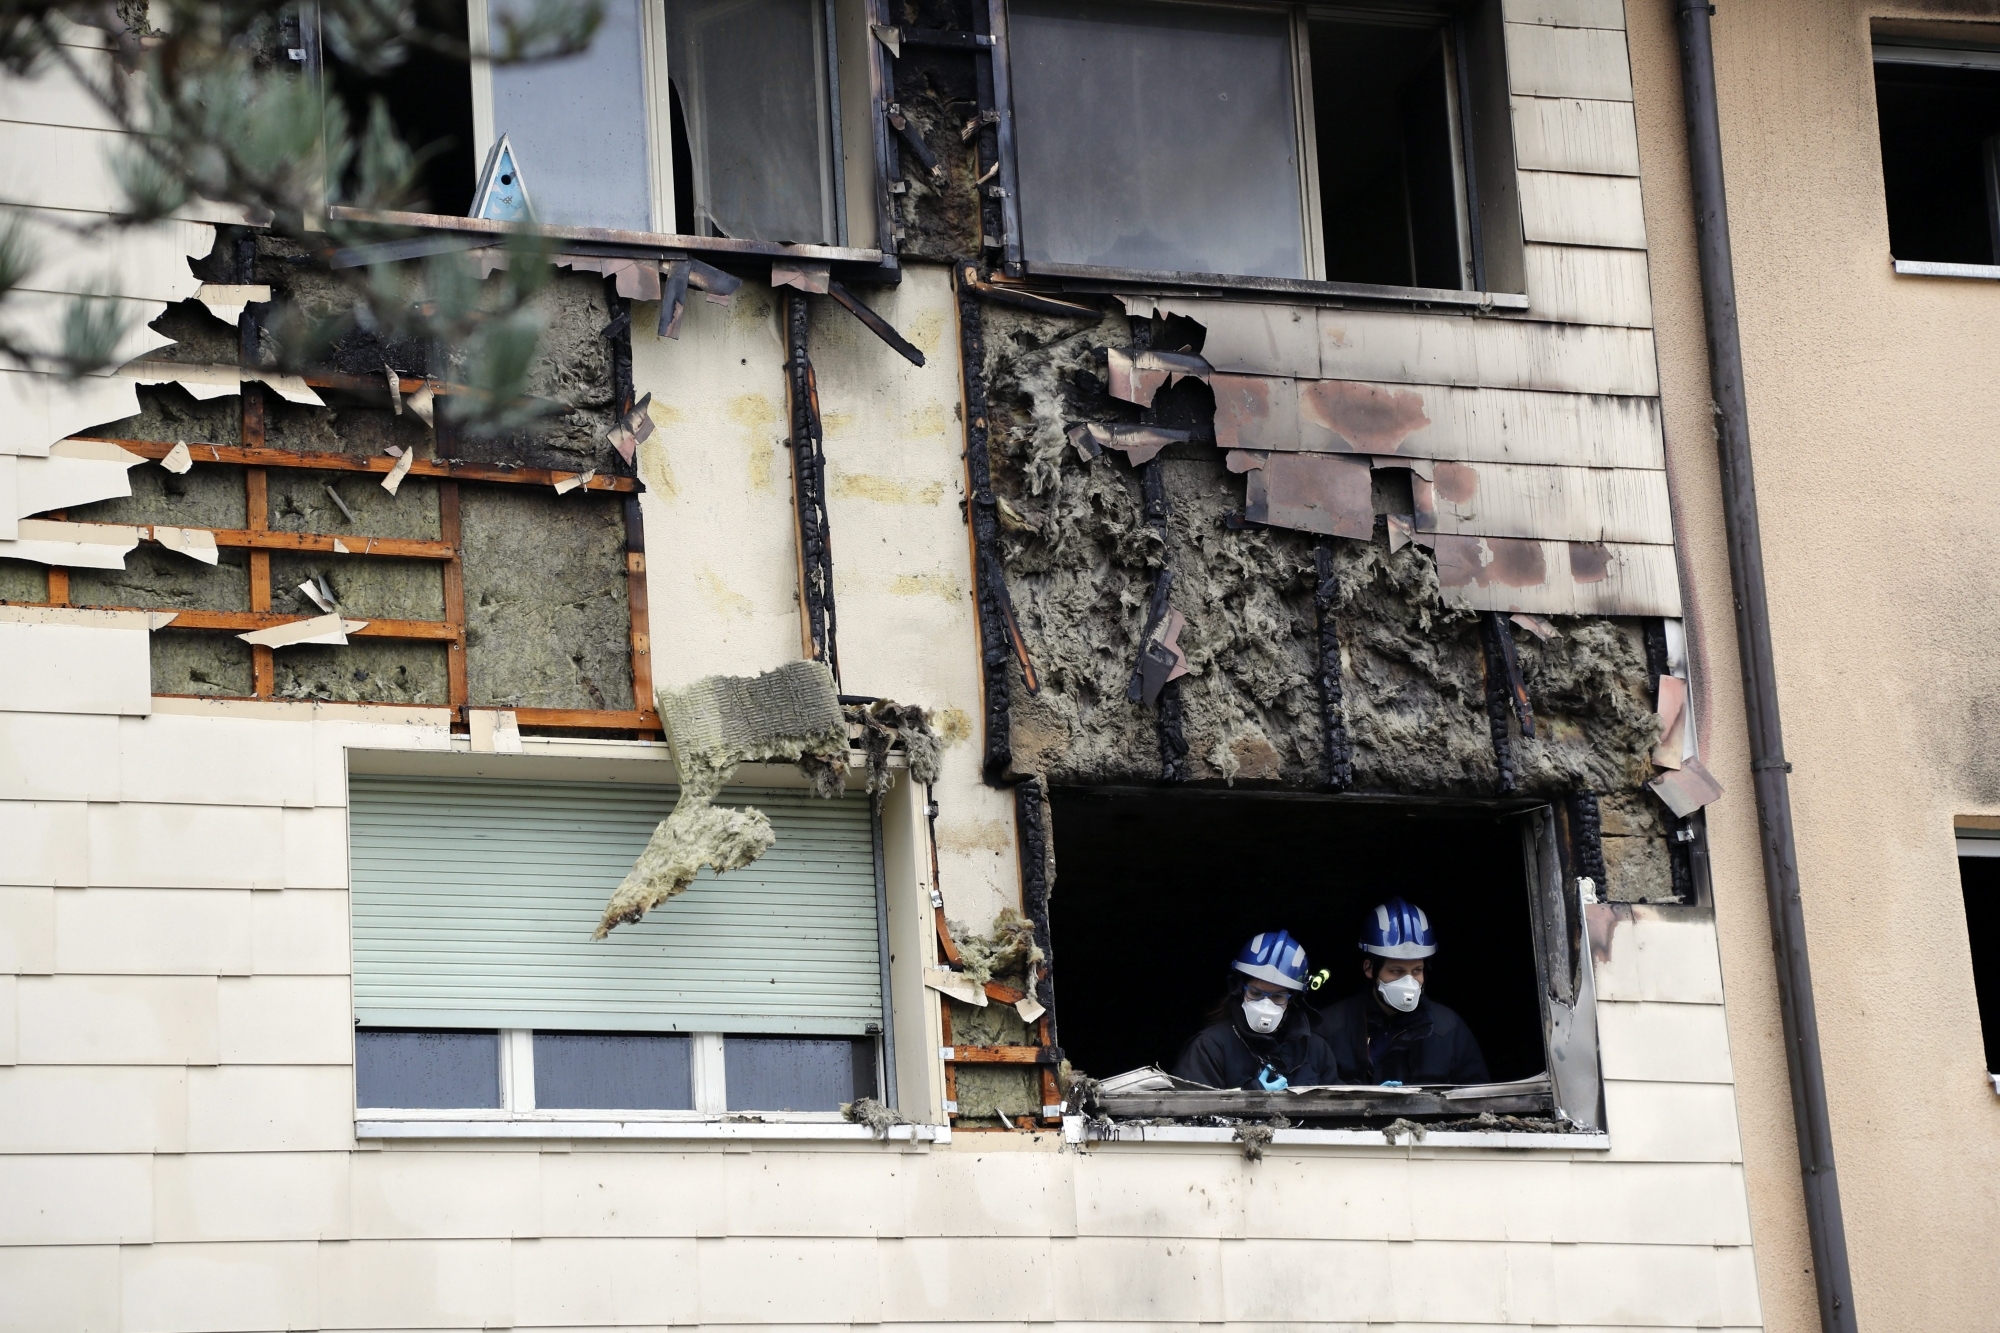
[991,0,1523,300]
[1053,795,1605,1141]
[1873,28,2000,280]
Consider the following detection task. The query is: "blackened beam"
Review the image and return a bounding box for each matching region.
[785,292,839,679]
[955,267,1015,785]
[1487,610,1535,737]
[827,281,926,367]
[1312,547,1353,790]
[1479,614,1518,793]
[887,27,994,49]
[1569,791,1607,885]
[1014,778,1057,1020]
[886,103,946,184]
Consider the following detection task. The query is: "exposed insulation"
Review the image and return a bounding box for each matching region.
[272,640,449,704]
[88,383,243,447]
[596,661,847,937]
[980,301,1661,798]
[0,560,48,601]
[69,545,252,612]
[947,996,1038,1122]
[268,471,440,540]
[268,554,443,622]
[71,461,248,531]
[152,630,253,696]
[461,486,631,710]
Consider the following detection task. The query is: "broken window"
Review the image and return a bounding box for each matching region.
[1004,0,1517,291]
[346,771,893,1122]
[1048,788,1602,1130]
[353,0,853,240]
[1956,826,2000,1085]
[1873,33,2000,270]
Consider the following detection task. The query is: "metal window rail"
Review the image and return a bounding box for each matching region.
[16,424,660,735]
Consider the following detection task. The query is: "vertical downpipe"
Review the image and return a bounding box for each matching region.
[1672,4,1857,1330]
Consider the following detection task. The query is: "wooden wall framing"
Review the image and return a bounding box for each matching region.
[17,419,660,736]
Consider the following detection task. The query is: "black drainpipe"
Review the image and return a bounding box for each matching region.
[1673,4,1857,1331]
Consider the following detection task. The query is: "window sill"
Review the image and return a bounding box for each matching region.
[357,1114,949,1143]
[1892,258,2000,280]
[1025,260,1531,313]
[1064,1118,1607,1152]
[325,207,886,268]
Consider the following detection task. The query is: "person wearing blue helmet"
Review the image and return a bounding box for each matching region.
[1170,929,1337,1090]
[1312,897,1490,1086]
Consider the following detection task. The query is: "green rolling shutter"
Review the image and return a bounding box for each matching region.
[349,774,882,1035]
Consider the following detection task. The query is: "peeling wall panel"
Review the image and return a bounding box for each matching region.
[1511,96,1642,176]
[1317,308,1660,396]
[14,446,141,520]
[0,370,141,457]
[1430,536,1682,617]
[1523,244,1655,328]
[1418,461,1674,544]
[1519,171,1649,250]
[1504,22,1635,101]
[1118,296,1321,377]
[1212,374,1665,469]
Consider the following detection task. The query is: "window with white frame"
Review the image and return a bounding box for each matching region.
[1003,0,1521,292]
[347,772,892,1122]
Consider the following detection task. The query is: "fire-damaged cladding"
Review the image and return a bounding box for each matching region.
[0,228,654,731]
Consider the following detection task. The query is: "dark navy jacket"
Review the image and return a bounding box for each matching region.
[1313,991,1491,1085]
[1170,1002,1337,1090]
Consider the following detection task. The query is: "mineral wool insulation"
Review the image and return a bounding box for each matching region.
[596,659,848,937]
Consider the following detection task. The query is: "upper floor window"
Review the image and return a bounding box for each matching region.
[1874,31,2000,270]
[1005,0,1518,293]
[473,0,843,240]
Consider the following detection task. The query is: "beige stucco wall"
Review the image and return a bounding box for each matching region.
[1626,1,2000,1329]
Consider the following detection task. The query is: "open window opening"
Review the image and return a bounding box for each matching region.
[346,769,896,1130]
[1003,0,1518,293]
[471,0,845,239]
[1873,32,2000,270]
[1049,787,1601,1129]
[324,0,479,214]
[1955,827,2000,1091]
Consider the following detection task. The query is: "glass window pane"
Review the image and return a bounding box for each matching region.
[1009,0,1306,279]
[533,1031,695,1109]
[724,1036,875,1111]
[355,1029,500,1108]
[668,0,836,244]
[490,0,654,230]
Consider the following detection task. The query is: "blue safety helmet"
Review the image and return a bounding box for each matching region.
[1231,929,1311,992]
[1359,897,1437,960]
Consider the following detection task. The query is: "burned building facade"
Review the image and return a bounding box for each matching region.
[0,0,1825,1329]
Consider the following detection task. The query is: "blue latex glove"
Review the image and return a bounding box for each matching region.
[1256,1064,1289,1092]
[1379,1079,1404,1088]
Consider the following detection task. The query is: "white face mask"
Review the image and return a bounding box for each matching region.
[1377,974,1423,1013]
[1242,995,1287,1034]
